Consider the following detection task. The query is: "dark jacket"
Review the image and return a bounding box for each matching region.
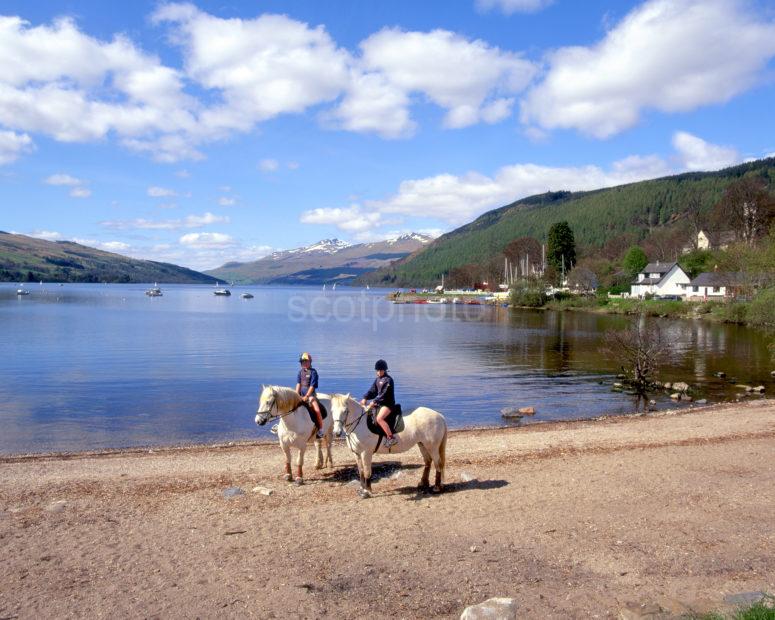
[297,367,319,395]
[364,373,395,408]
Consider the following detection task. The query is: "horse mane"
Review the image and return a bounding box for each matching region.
[269,385,303,411]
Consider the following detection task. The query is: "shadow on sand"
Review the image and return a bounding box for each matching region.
[319,461,421,484]
[321,462,508,499]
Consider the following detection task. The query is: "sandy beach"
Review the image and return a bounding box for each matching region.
[1,399,774,619]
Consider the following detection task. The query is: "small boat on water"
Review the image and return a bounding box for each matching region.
[214,288,231,296]
[16,288,30,296]
[145,283,163,297]
[240,292,254,299]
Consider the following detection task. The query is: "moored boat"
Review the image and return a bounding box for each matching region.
[240,292,254,299]
[145,283,163,297]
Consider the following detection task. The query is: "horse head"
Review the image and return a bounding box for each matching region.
[255,384,276,426]
[331,393,352,438]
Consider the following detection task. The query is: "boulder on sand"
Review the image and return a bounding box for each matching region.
[460,597,518,620]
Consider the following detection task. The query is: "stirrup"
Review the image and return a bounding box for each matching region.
[316,429,325,439]
[384,435,398,447]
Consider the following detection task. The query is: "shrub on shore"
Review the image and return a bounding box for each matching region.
[747,288,775,328]
[510,285,548,307]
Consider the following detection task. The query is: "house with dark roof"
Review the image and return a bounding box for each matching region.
[684,272,746,301]
[630,261,691,298]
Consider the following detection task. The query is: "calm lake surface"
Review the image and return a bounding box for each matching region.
[0,283,772,454]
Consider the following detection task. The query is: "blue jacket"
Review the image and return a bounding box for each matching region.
[364,373,395,408]
[297,367,319,395]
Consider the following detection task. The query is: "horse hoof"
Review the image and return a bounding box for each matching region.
[358,489,371,499]
[314,464,323,470]
[432,485,443,494]
[294,478,304,486]
[283,474,293,482]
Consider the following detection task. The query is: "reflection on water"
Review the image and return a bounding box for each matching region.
[0,283,771,454]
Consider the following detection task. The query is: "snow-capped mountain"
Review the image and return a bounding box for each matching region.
[206,233,431,284]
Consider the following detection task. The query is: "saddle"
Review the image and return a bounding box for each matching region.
[301,400,327,425]
[366,404,404,437]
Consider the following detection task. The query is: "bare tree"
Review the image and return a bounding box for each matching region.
[713,177,774,245]
[566,266,598,293]
[600,318,668,391]
[683,191,707,250]
[503,236,543,277]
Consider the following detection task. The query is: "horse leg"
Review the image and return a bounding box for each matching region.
[314,436,324,470]
[431,430,448,493]
[359,452,373,498]
[295,444,305,485]
[281,438,293,482]
[417,442,432,490]
[324,426,334,468]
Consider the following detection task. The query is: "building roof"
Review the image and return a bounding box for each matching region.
[641,261,677,275]
[689,272,745,287]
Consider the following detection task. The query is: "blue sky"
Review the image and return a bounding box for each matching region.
[1,0,774,270]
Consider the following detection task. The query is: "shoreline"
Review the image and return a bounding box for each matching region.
[0,399,730,462]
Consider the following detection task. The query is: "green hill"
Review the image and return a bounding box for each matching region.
[0,232,218,284]
[358,157,775,287]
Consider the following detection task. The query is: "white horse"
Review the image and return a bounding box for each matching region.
[255,385,334,485]
[330,394,448,498]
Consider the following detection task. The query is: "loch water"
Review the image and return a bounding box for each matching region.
[0,283,771,454]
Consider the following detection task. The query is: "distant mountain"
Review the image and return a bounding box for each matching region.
[0,232,218,284]
[357,157,775,287]
[206,233,433,284]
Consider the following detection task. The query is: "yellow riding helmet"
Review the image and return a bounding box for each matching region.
[299,352,312,363]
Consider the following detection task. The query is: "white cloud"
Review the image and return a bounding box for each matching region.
[44,173,83,186]
[0,130,33,164]
[30,230,62,241]
[218,197,236,206]
[69,187,91,198]
[0,15,198,160]
[332,28,536,133]
[153,4,350,134]
[672,131,739,171]
[175,169,190,178]
[100,211,228,230]
[300,204,384,232]
[147,185,177,197]
[286,161,299,170]
[345,133,730,227]
[521,0,775,138]
[129,238,273,271]
[324,70,416,138]
[258,159,279,172]
[72,238,130,252]
[475,0,554,14]
[179,232,235,248]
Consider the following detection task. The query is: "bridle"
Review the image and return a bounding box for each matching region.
[336,398,368,436]
[257,390,299,421]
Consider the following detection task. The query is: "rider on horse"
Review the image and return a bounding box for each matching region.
[361,359,397,448]
[296,352,324,439]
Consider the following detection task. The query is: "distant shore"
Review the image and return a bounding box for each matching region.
[2,399,773,618]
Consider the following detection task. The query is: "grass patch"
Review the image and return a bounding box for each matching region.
[696,598,775,619]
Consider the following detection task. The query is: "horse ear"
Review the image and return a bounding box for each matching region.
[346,392,351,400]
[261,383,266,390]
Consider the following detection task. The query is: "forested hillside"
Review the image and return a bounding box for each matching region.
[358,158,775,287]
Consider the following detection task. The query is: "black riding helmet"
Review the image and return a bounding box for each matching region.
[374,359,388,371]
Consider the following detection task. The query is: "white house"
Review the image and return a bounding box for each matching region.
[630,261,691,298]
[684,272,744,301]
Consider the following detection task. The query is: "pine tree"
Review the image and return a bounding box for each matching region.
[547,221,576,275]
